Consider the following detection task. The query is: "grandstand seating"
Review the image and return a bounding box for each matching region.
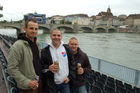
[10,87,20,93]
[91,85,103,93]
[84,70,140,93]
[7,76,17,87]
[0,40,20,93]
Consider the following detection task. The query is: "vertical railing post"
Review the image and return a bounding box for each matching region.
[98,59,101,72]
[134,70,140,86]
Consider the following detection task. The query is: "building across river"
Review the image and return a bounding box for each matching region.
[24,13,46,24]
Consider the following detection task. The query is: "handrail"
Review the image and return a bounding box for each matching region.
[88,56,140,87]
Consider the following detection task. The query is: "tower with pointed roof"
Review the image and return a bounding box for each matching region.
[107,5,111,13]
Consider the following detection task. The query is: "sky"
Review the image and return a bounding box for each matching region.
[0,0,140,21]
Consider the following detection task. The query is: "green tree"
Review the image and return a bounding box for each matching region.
[60,19,64,24]
[66,21,72,24]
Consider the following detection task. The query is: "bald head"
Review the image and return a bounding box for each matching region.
[50,29,62,35]
[68,37,79,54]
[50,29,62,48]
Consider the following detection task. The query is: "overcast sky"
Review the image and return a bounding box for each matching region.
[0,0,140,21]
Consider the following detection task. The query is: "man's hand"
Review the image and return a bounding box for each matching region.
[49,64,59,73]
[63,78,70,83]
[29,80,38,90]
[77,67,84,75]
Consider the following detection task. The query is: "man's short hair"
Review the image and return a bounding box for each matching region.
[50,29,62,35]
[69,37,78,41]
[25,18,38,28]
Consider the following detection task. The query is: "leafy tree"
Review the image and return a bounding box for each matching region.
[66,21,72,24]
[60,19,64,24]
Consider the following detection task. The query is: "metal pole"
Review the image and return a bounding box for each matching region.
[134,70,140,86]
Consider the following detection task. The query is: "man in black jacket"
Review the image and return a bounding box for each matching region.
[41,29,76,93]
[68,37,91,93]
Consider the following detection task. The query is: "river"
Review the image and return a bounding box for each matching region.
[0,29,140,70]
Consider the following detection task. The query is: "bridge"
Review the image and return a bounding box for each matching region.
[0,23,118,35]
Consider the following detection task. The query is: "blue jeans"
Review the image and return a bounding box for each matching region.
[71,85,87,93]
[54,83,70,93]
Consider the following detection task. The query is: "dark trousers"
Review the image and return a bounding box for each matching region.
[54,83,70,93]
[20,89,38,93]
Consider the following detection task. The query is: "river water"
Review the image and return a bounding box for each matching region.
[0,29,140,70]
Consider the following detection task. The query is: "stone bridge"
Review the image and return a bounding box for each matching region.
[0,23,118,35]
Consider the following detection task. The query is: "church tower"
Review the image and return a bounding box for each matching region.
[107,5,111,13]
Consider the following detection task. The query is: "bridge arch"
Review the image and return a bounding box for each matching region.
[39,26,50,33]
[108,28,117,33]
[56,26,74,33]
[95,27,106,33]
[3,26,22,35]
[80,27,93,33]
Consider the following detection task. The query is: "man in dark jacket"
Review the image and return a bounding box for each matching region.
[41,29,76,93]
[68,37,91,93]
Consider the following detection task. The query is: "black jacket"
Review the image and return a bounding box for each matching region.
[71,48,91,89]
[41,44,76,93]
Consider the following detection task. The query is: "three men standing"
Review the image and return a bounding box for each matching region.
[8,20,90,93]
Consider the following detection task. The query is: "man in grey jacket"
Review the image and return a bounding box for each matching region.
[8,18,42,93]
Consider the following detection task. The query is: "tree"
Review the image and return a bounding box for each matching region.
[60,19,64,24]
[66,21,72,24]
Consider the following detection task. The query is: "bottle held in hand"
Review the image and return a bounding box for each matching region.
[34,75,39,87]
[54,61,59,72]
[77,63,81,69]
[54,61,59,66]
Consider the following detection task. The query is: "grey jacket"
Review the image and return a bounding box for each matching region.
[8,40,41,89]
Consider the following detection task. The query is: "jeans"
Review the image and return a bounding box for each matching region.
[71,85,87,93]
[54,83,70,93]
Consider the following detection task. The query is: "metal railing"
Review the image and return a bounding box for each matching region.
[88,56,140,87]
